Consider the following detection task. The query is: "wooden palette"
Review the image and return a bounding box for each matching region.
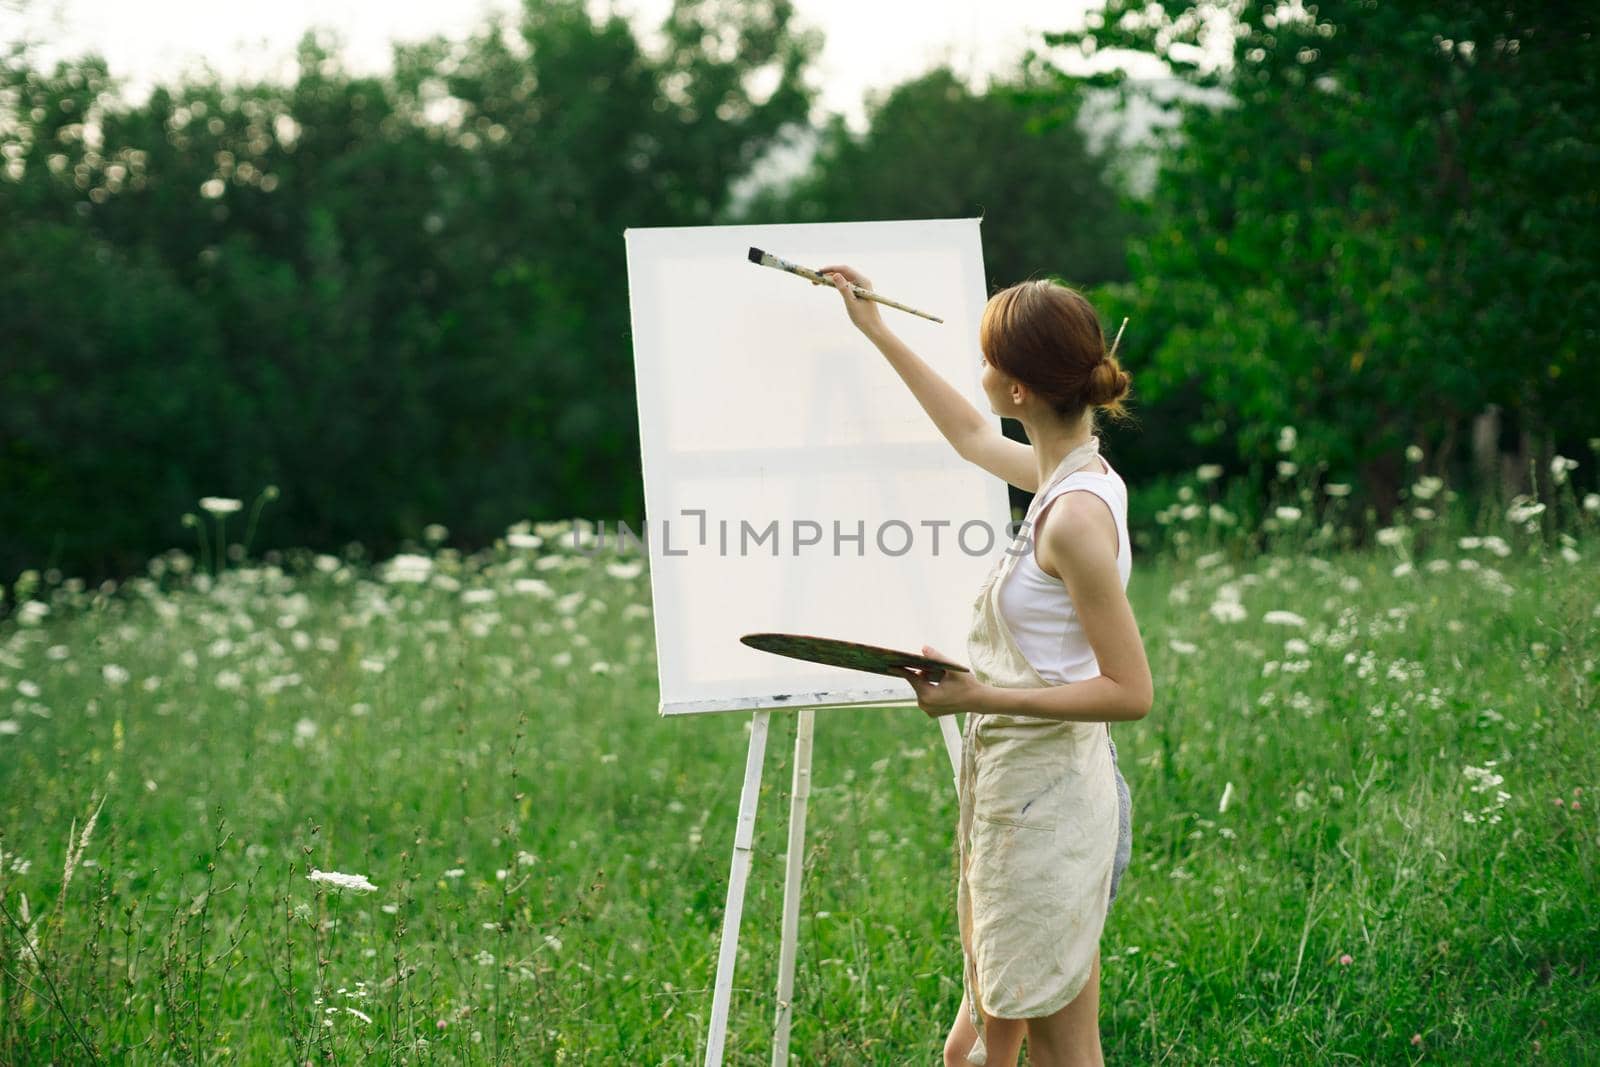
[740,632,970,679]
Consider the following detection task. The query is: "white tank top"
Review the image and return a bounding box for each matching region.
[996,458,1132,685]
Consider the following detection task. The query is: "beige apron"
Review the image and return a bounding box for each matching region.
[955,434,1124,1065]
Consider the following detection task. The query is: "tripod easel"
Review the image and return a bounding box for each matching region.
[702,707,964,1066]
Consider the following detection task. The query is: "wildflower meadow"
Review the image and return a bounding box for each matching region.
[2,450,1596,1064]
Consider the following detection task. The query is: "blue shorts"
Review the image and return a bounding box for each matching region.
[1107,735,1133,911]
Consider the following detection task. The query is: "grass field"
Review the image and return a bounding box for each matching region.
[2,484,1597,1064]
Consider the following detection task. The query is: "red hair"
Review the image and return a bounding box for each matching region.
[980,279,1133,421]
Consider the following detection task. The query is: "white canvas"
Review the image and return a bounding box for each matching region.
[624,218,1011,716]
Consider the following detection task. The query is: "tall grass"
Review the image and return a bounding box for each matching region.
[1,455,1596,1063]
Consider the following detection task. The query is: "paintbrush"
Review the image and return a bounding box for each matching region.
[746,247,944,324]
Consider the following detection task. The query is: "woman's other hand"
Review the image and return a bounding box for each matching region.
[889,645,987,719]
[815,263,886,337]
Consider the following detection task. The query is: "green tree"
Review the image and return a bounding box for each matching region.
[1,0,822,583]
[740,65,1132,290]
[1043,1,1600,512]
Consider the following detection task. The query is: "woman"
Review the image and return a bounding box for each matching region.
[819,265,1154,1067]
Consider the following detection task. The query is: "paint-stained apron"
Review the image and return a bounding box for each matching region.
[956,434,1132,1065]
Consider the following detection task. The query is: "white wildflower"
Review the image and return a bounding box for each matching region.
[512,578,554,599]
[382,554,435,584]
[1169,639,1198,655]
[1196,464,1223,482]
[1376,526,1405,547]
[1218,780,1235,814]
[307,868,378,892]
[1209,600,1248,624]
[1550,455,1578,485]
[1277,426,1297,452]
[102,664,130,686]
[1405,444,1423,463]
[1263,610,1307,627]
[199,497,243,516]
[1323,482,1351,498]
[462,588,497,605]
[1411,476,1444,500]
[1277,460,1298,479]
[1506,498,1545,524]
[1584,493,1599,514]
[605,560,644,580]
[1275,506,1302,522]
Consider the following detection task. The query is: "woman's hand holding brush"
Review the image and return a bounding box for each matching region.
[814,263,887,339]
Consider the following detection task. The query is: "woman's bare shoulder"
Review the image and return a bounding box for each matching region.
[1033,488,1120,580]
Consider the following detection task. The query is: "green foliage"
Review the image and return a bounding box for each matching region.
[1044,1,1600,511]
[0,0,820,582]
[737,66,1133,290]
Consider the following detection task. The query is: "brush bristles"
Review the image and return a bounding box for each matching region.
[747,247,764,264]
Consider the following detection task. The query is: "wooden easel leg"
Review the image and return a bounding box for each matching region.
[938,716,963,798]
[705,710,772,1067]
[771,708,815,1066]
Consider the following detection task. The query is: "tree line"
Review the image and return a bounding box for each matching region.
[1,0,1593,585]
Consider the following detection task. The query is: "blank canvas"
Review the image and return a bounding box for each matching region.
[624,218,1011,716]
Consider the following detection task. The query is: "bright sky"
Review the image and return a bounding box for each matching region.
[6,0,1173,129]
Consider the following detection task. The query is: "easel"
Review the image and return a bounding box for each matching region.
[703,707,965,1066]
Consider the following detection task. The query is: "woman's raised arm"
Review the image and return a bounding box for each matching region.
[818,263,1039,493]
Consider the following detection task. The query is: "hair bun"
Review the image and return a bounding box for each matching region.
[1084,356,1132,410]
